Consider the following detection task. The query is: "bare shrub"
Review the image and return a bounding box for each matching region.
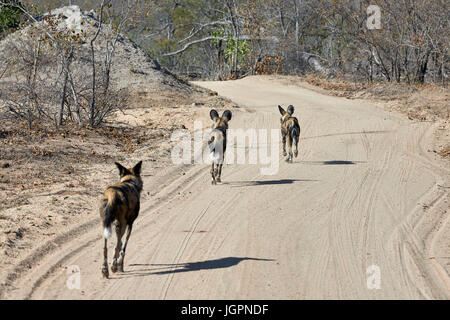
[0,2,130,130]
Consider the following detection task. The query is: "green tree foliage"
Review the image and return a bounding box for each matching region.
[0,0,23,34]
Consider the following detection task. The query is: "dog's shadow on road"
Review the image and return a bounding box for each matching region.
[298,160,366,165]
[222,179,318,187]
[112,257,275,279]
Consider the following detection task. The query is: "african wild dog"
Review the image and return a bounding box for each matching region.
[278,105,300,162]
[99,161,143,278]
[208,109,232,185]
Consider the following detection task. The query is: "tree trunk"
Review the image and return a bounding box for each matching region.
[415,51,430,84]
[90,41,96,127]
[226,0,239,79]
[294,0,300,61]
[58,72,68,126]
[58,48,73,127]
[89,1,105,128]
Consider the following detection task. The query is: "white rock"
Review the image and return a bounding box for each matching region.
[50,5,84,34]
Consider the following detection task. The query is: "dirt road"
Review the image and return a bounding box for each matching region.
[3,76,449,299]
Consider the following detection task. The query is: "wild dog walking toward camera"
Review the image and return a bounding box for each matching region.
[278,105,300,162]
[99,161,143,278]
[208,109,232,185]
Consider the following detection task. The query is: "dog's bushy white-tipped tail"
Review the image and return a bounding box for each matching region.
[102,202,114,239]
[103,226,112,239]
[208,133,224,164]
[209,148,222,163]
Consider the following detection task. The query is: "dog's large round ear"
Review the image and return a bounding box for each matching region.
[278,105,285,115]
[210,109,219,121]
[287,105,294,115]
[222,110,232,121]
[115,162,127,176]
[132,161,143,176]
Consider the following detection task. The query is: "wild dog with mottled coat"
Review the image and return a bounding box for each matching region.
[278,105,300,162]
[208,109,232,185]
[99,161,143,278]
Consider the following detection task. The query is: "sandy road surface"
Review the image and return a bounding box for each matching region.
[3,76,449,299]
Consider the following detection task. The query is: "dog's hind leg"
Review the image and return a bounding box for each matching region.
[117,224,133,272]
[282,132,287,157]
[102,238,109,278]
[286,136,293,162]
[211,162,217,185]
[111,222,125,273]
[293,134,299,158]
[216,163,223,183]
[292,126,300,158]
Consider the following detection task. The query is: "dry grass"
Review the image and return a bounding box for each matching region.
[301,74,449,121]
